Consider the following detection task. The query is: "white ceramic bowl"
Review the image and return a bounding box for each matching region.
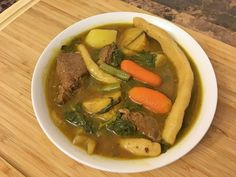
[31,12,217,173]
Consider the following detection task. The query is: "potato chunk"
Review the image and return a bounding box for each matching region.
[73,135,96,154]
[119,138,161,157]
[119,27,147,55]
[85,29,117,48]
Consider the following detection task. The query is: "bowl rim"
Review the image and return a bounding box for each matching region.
[31,12,218,173]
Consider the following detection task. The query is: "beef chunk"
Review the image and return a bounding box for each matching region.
[99,43,117,64]
[56,53,88,104]
[119,108,161,142]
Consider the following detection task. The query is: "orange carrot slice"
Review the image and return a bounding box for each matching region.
[120,60,161,87]
[129,87,172,114]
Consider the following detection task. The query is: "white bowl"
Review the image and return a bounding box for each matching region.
[31,12,218,173]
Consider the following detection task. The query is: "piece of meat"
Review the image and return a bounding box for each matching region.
[56,52,88,104]
[119,108,161,142]
[99,43,117,64]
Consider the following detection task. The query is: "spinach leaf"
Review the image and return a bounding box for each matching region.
[61,38,81,53]
[110,49,124,67]
[64,106,95,134]
[123,99,143,112]
[160,140,171,153]
[106,113,137,136]
[107,118,136,136]
[130,51,156,68]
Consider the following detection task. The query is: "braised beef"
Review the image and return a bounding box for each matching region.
[56,53,88,104]
[119,108,161,142]
[99,43,117,64]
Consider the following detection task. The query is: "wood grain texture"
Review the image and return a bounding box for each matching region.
[0,0,235,176]
[0,157,25,177]
[0,0,39,31]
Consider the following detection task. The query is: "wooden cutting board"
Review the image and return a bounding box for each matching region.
[0,0,235,176]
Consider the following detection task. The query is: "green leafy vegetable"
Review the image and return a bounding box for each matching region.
[61,38,81,53]
[110,49,124,67]
[160,140,171,153]
[96,97,121,114]
[106,113,137,136]
[64,106,95,134]
[107,118,136,136]
[129,51,156,68]
[99,62,130,81]
[123,99,143,112]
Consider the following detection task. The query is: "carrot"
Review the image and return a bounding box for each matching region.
[129,87,172,114]
[120,60,161,87]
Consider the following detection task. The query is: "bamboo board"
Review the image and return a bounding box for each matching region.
[0,0,235,176]
[0,0,39,31]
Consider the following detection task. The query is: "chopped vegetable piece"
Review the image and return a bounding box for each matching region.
[83,98,112,114]
[87,138,96,154]
[85,29,117,48]
[110,49,124,67]
[73,135,87,144]
[119,28,146,55]
[122,99,143,112]
[82,91,121,114]
[129,87,172,114]
[155,53,167,67]
[73,135,96,154]
[121,60,161,87]
[99,62,130,81]
[124,33,146,54]
[61,38,81,53]
[119,28,143,47]
[130,51,156,68]
[96,97,121,114]
[64,111,94,134]
[101,83,121,91]
[106,117,137,136]
[77,44,120,84]
[119,138,161,157]
[95,104,120,121]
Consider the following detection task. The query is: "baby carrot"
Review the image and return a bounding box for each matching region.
[120,60,161,87]
[129,87,172,114]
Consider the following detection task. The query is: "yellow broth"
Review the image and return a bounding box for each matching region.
[45,24,202,158]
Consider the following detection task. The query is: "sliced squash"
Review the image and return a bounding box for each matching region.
[82,91,121,114]
[83,97,111,114]
[94,103,120,121]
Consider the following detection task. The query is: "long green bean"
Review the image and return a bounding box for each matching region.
[99,62,130,81]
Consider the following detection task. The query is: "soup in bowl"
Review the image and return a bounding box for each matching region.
[32,12,217,172]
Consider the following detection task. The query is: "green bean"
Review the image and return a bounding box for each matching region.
[99,62,130,81]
